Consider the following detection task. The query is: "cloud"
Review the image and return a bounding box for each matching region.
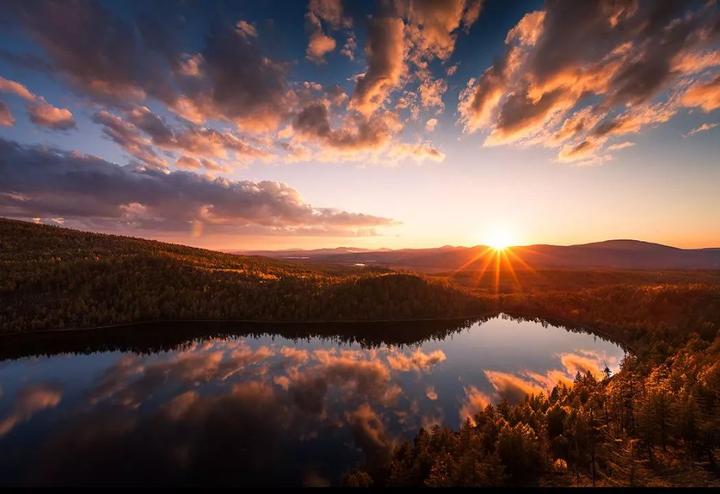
[0,100,14,126]
[459,385,491,425]
[304,0,350,64]
[425,386,438,400]
[293,102,399,150]
[402,0,483,63]
[458,1,720,164]
[172,23,290,132]
[385,349,446,372]
[350,17,406,116]
[28,101,76,130]
[684,122,718,137]
[0,383,63,437]
[607,140,635,151]
[0,75,75,129]
[235,20,258,39]
[94,107,270,170]
[418,77,447,110]
[681,74,720,112]
[425,118,438,132]
[93,110,166,169]
[0,137,395,235]
[289,101,444,164]
[0,75,35,101]
[340,34,357,60]
[559,352,605,380]
[8,2,292,133]
[345,403,393,463]
[483,370,546,404]
[7,1,170,104]
[308,0,348,30]
[306,31,337,63]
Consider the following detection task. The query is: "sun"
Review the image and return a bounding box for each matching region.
[485,228,514,251]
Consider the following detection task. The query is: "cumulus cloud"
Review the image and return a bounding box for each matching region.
[0,75,75,129]
[305,0,351,64]
[0,138,395,235]
[306,31,337,63]
[4,2,453,166]
[385,349,446,372]
[350,17,406,116]
[418,77,447,110]
[289,100,444,163]
[402,0,483,63]
[7,2,291,133]
[458,0,720,164]
[172,23,290,132]
[459,385,491,425]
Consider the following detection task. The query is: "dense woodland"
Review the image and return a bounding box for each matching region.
[0,219,488,333]
[347,283,720,487]
[2,218,720,486]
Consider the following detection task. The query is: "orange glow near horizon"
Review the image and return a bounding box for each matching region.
[483,226,515,251]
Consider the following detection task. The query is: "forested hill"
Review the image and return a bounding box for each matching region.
[0,218,489,333]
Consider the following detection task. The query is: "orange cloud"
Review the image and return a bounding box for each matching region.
[459,385,491,425]
[559,352,605,380]
[458,1,720,164]
[0,75,75,130]
[0,383,63,437]
[404,0,482,63]
[350,17,406,116]
[385,349,447,372]
[306,31,337,63]
[28,101,75,130]
[483,370,546,404]
[681,75,720,112]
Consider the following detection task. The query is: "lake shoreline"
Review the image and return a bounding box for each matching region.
[0,313,497,337]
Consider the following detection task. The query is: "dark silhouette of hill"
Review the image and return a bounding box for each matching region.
[244,239,720,272]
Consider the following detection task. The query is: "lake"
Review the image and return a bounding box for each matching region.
[0,315,625,486]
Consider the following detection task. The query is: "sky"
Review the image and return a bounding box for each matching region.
[0,0,719,251]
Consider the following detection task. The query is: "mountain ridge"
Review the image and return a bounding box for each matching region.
[241,239,720,271]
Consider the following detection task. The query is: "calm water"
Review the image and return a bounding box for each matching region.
[0,316,625,486]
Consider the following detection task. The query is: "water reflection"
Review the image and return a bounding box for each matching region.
[0,316,625,486]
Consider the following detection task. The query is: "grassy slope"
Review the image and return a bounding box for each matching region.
[0,218,489,333]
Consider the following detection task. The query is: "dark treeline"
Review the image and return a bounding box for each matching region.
[0,219,489,333]
[0,317,485,361]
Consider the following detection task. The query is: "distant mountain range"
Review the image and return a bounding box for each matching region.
[241,240,720,272]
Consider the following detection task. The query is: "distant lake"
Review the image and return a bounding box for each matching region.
[0,316,625,486]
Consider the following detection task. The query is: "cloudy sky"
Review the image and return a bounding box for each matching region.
[0,0,718,250]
